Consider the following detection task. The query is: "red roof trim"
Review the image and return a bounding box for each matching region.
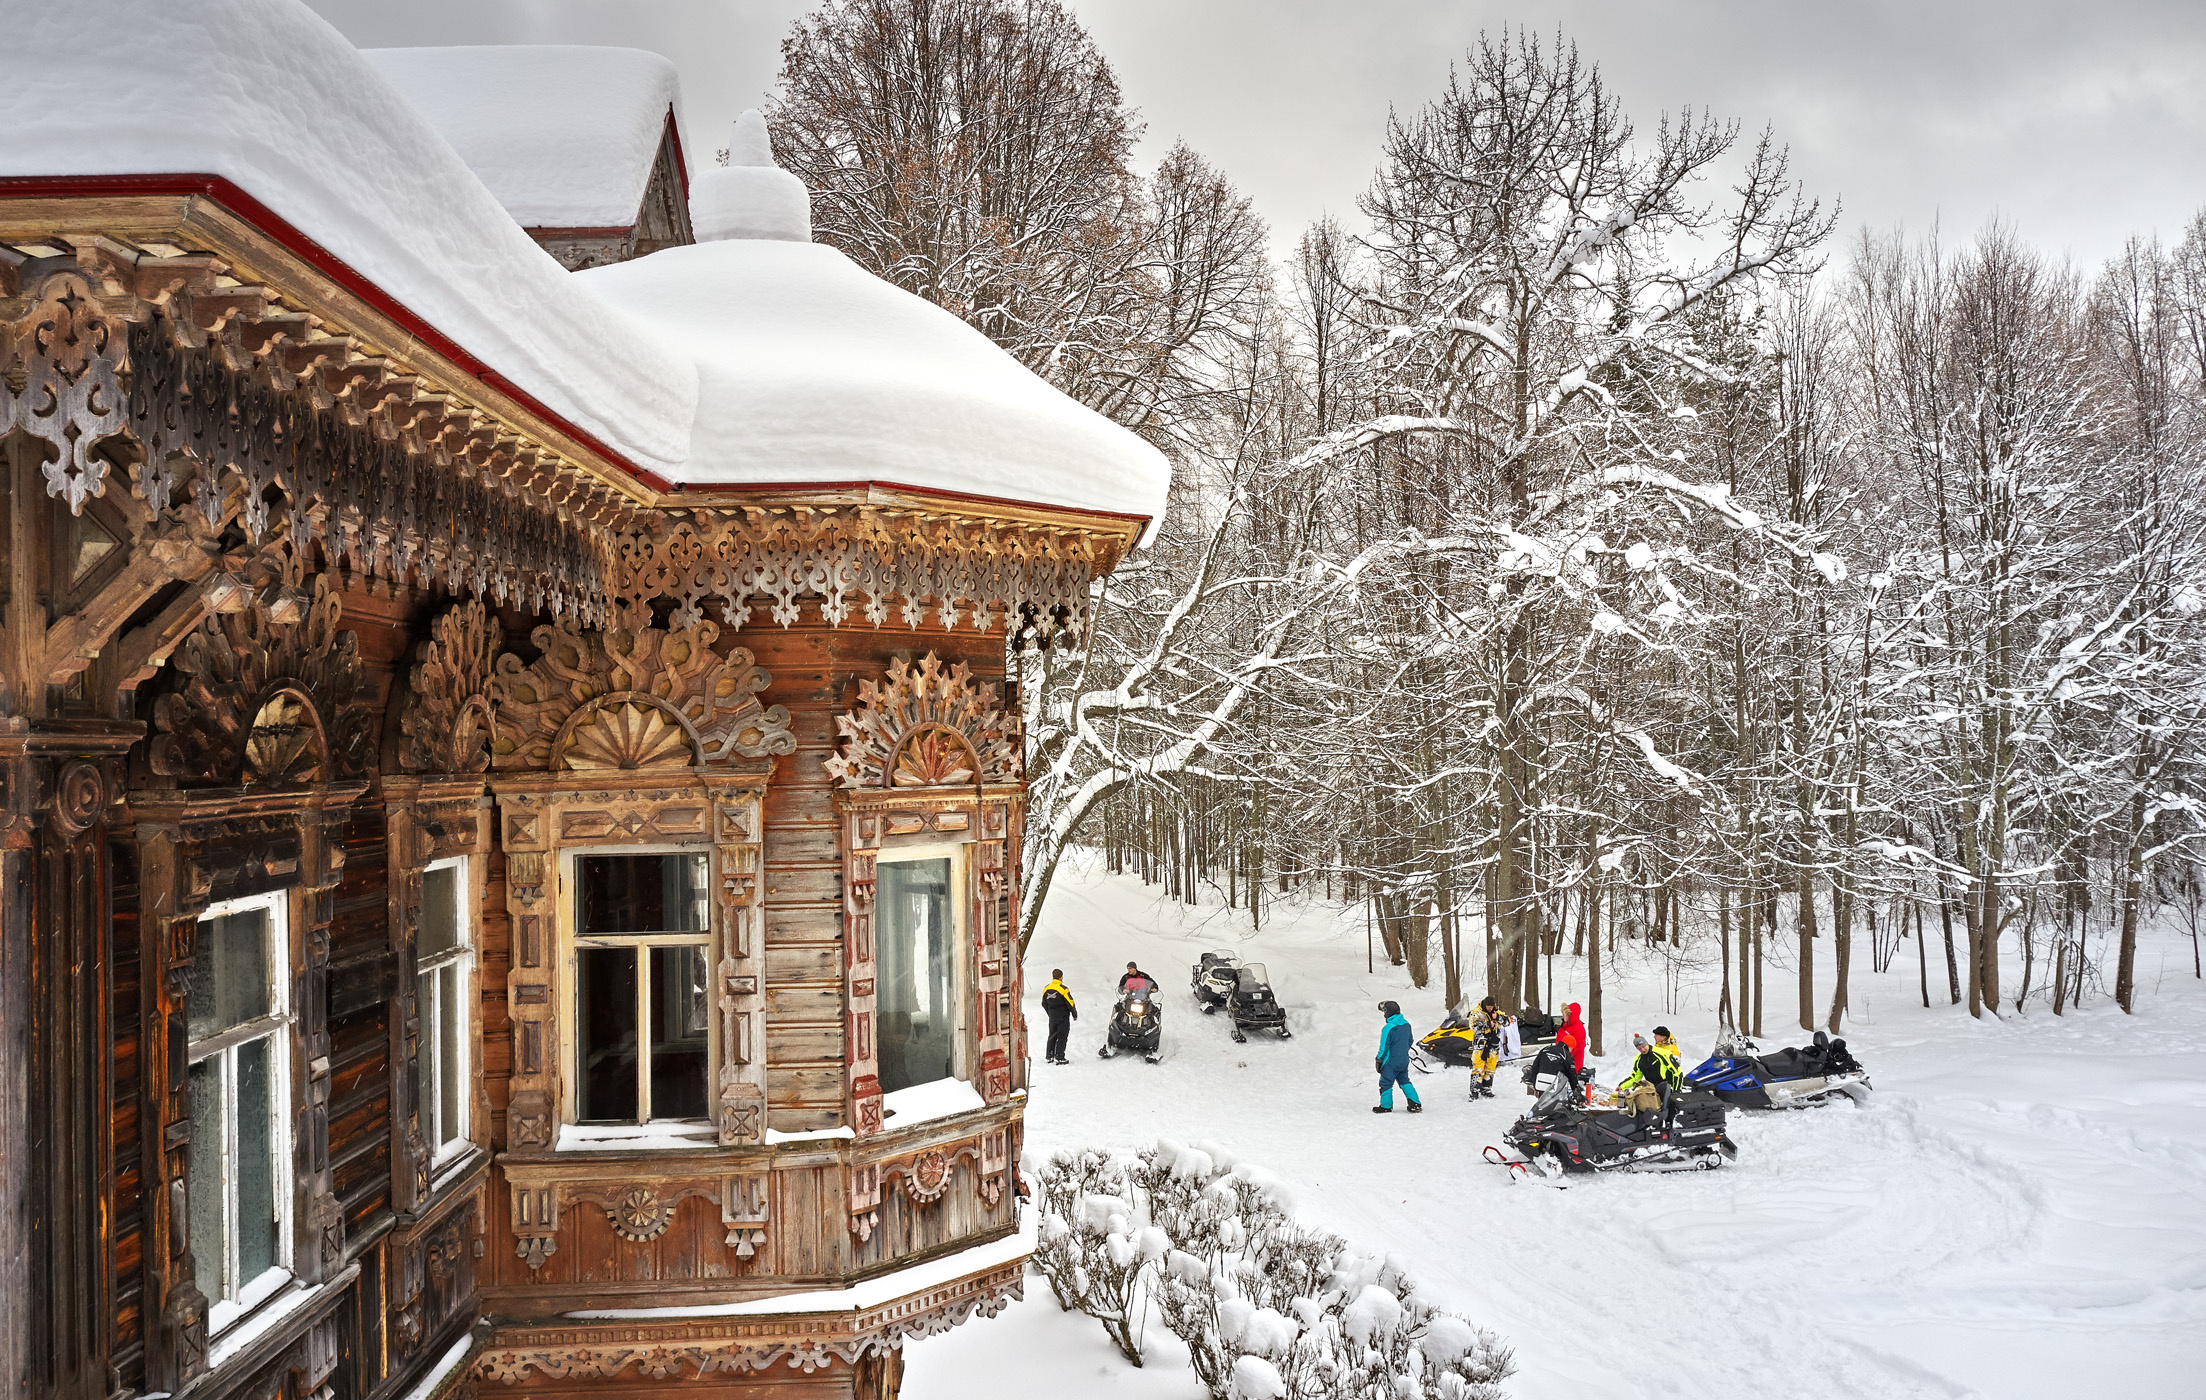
[0,172,675,493]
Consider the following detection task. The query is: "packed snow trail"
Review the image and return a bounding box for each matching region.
[905,854,2206,1400]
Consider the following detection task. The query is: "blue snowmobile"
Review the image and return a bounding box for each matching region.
[1684,1028,1870,1110]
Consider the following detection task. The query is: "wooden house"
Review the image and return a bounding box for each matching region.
[0,6,1168,1400]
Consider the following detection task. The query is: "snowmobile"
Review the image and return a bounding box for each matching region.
[1487,1074,1736,1180]
[1684,1028,1870,1109]
[1192,950,1240,1012]
[1518,1042,1582,1098]
[1098,983,1163,1063]
[1412,1012,1479,1071]
[1514,1005,1561,1050]
[1222,962,1290,1043]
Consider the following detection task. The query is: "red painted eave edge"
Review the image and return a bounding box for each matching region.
[0,172,677,494]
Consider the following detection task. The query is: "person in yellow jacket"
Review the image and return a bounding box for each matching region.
[1041,971,1077,1065]
[1651,1025,1684,1075]
[1616,1032,1684,1126]
[1467,997,1511,1099]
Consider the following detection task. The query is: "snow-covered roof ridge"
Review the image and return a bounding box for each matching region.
[363,45,686,230]
[0,0,697,479]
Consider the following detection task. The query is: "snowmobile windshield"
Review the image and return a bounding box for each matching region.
[1533,1076,1576,1116]
[1125,990,1153,1014]
[1236,965,1268,988]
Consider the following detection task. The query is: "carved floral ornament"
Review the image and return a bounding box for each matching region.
[149,559,372,787]
[825,653,1021,789]
[398,599,798,774]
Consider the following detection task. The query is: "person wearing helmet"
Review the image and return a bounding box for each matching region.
[1373,1001,1422,1114]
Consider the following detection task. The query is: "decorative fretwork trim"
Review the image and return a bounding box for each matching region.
[826,653,1021,790]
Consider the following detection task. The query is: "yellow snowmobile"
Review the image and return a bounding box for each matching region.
[1412,1014,1481,1072]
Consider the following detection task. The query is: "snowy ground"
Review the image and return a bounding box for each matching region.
[906,852,2206,1400]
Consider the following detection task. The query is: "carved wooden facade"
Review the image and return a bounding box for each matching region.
[0,188,1133,1400]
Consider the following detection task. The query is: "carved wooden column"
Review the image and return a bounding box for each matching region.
[295,795,353,1286]
[715,794,767,1145]
[383,780,433,1218]
[844,809,883,1241]
[495,789,559,1269]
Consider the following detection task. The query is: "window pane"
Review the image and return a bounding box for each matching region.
[876,859,956,1096]
[190,908,272,1041]
[235,1038,279,1285]
[648,945,708,1120]
[188,1057,227,1299]
[576,853,708,935]
[576,947,639,1122]
[437,964,463,1145]
[420,864,462,960]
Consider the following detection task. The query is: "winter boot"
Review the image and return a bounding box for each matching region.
[1372,1105,1393,1113]
[1406,1102,1424,1113]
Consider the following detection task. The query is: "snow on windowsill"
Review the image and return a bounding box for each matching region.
[881,1079,987,1132]
[766,1124,856,1144]
[565,1208,1033,1321]
[396,1334,476,1400]
[206,1276,319,1370]
[556,1122,718,1153]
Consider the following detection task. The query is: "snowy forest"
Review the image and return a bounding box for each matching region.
[763,0,2206,1052]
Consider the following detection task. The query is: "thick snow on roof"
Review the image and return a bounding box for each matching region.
[0,0,696,479]
[363,47,684,229]
[581,238,1171,522]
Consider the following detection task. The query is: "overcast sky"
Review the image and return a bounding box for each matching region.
[306,0,2203,271]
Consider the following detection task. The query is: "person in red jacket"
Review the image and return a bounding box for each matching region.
[1554,1003,1588,1095]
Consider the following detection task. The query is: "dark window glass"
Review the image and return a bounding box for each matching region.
[877,858,956,1096]
[575,947,639,1123]
[189,907,273,1040]
[187,1058,224,1296]
[577,853,708,936]
[419,864,461,959]
[649,945,709,1119]
[235,1039,278,1283]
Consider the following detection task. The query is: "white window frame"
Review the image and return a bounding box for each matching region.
[416,856,474,1166]
[187,890,294,1337]
[874,844,970,1093]
[561,844,716,1132]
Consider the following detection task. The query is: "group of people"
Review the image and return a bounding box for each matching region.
[1037,961,1155,1065]
[1372,998,1685,1120]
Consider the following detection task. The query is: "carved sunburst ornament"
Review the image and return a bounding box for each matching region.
[561,700,692,770]
[826,653,1020,789]
[151,569,369,786]
[484,601,796,771]
[399,600,500,774]
[608,1186,674,1242]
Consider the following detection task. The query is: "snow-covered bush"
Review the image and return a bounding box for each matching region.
[1052,1138,1515,1399]
[1032,1147,1168,1365]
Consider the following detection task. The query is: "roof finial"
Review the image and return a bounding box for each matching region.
[692,110,811,243]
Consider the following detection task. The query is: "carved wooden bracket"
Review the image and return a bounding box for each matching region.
[721,1174,769,1258]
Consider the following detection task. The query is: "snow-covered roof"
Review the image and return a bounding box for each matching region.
[580,114,1172,526]
[363,46,685,230]
[0,0,1168,529]
[0,0,697,480]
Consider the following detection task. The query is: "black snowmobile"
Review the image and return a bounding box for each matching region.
[1192,950,1239,1012]
[1684,1028,1870,1109]
[1517,1041,1582,1098]
[1098,983,1163,1063]
[1222,962,1289,1043]
[1487,1070,1736,1180]
[1514,1005,1561,1050]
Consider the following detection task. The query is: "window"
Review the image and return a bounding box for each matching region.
[416,858,473,1162]
[187,893,291,1332]
[572,851,711,1124]
[876,854,961,1096]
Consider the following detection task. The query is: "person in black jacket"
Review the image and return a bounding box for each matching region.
[1041,970,1077,1065]
[1118,962,1156,993]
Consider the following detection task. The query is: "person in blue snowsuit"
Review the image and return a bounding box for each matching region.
[1373,1000,1423,1113]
